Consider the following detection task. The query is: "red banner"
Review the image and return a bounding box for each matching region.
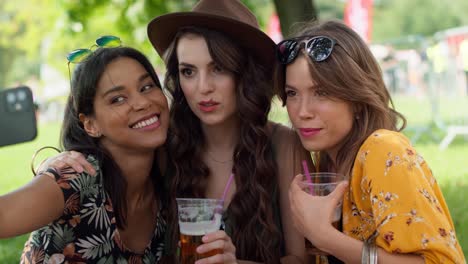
[344,0,373,43]
[267,13,283,43]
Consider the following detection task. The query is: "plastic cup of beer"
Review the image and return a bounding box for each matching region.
[300,172,347,262]
[176,198,224,264]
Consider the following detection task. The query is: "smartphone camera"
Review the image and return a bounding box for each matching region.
[5,88,32,112]
[0,86,37,147]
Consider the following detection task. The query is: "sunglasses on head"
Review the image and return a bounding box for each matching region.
[276,36,336,65]
[67,35,121,91]
[67,35,121,63]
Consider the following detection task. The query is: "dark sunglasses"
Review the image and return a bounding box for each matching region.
[67,35,122,89]
[276,36,336,65]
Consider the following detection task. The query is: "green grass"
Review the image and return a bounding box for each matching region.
[0,122,61,263]
[392,95,468,126]
[0,96,467,262]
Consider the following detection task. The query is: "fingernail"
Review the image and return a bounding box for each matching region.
[196,246,203,253]
[202,235,208,242]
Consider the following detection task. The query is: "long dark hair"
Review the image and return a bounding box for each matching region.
[164,27,281,262]
[60,47,164,229]
[276,20,406,175]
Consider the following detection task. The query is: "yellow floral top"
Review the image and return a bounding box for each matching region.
[342,129,465,263]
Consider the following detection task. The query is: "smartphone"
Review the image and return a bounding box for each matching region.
[0,86,37,147]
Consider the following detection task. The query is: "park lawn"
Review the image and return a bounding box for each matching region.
[0,122,61,263]
[0,103,467,262]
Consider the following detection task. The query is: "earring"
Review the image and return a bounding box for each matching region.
[355,115,360,120]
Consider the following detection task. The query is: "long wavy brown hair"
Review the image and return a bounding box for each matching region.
[164,27,281,262]
[275,20,406,176]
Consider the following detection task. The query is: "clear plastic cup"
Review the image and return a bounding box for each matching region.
[299,172,348,262]
[176,198,224,264]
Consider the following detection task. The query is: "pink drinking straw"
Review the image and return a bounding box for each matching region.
[302,160,314,194]
[221,173,235,203]
[213,172,235,217]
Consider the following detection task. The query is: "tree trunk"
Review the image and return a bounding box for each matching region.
[273,0,317,38]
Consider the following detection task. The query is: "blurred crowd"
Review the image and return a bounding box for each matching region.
[373,25,468,98]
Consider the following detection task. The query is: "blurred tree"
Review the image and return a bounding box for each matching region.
[53,0,270,64]
[0,0,58,88]
[373,0,468,43]
[49,0,199,70]
[273,0,317,37]
[272,0,349,37]
[3,0,468,92]
[315,0,344,22]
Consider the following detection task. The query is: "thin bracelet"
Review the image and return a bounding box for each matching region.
[31,146,61,175]
[369,231,379,264]
[361,240,370,264]
[369,243,378,264]
[362,230,379,264]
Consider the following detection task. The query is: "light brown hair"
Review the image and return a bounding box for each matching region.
[275,20,406,176]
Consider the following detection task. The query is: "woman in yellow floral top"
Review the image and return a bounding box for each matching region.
[275,20,465,263]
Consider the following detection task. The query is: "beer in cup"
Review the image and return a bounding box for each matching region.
[176,198,224,263]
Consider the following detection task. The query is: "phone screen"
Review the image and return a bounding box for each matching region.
[0,86,38,147]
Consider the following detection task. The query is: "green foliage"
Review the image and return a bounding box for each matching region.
[316,0,345,21]
[43,0,275,77]
[0,0,59,87]
[46,0,202,76]
[0,47,18,88]
[373,0,468,43]
[2,0,468,90]
[241,0,272,28]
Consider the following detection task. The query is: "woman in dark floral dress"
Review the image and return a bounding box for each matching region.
[0,45,171,263]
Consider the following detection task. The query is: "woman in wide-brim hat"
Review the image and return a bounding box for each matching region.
[149,0,310,263]
[148,0,276,74]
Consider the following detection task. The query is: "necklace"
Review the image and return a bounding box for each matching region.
[206,151,233,164]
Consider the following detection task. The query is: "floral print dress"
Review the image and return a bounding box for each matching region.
[342,129,465,263]
[20,156,166,264]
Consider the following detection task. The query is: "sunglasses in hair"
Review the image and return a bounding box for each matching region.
[276,36,336,65]
[67,35,122,90]
[67,35,121,63]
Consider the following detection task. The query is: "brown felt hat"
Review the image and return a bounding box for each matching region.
[147,0,275,72]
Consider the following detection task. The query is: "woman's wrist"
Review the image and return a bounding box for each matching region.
[305,224,342,253]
